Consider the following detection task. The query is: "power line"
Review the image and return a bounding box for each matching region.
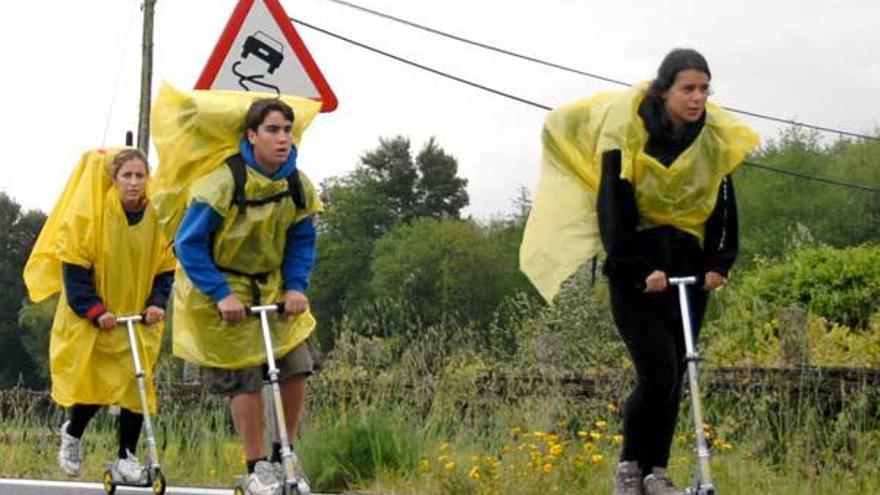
[292,18,880,194]
[320,0,880,143]
[743,161,880,193]
[101,0,141,147]
[293,19,552,111]
[321,0,630,87]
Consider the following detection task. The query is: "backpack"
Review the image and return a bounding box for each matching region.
[225,153,306,213]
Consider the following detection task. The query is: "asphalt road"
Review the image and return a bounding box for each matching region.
[0,478,331,495]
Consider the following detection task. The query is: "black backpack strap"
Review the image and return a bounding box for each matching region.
[215,264,271,306]
[225,154,248,214]
[226,153,306,212]
[286,171,307,210]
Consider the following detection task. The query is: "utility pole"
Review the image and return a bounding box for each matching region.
[137,0,157,155]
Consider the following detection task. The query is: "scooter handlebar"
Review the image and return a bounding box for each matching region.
[668,276,698,286]
[249,302,286,315]
[116,314,144,324]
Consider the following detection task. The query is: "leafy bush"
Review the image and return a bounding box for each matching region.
[705,244,880,366]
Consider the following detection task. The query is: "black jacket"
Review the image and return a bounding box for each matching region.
[597,96,738,288]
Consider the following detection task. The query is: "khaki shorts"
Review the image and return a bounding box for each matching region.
[202,342,314,396]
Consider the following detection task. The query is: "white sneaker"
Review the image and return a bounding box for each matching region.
[58,421,82,477]
[110,450,148,485]
[245,460,282,495]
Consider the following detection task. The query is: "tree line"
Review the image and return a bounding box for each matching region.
[3,129,880,388]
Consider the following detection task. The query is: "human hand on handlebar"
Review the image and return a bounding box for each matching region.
[218,294,247,322]
[143,305,165,325]
[643,270,668,293]
[96,312,117,330]
[282,290,309,316]
[704,271,728,291]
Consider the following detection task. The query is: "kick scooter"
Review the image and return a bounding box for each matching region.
[669,277,716,495]
[233,303,311,495]
[103,314,166,495]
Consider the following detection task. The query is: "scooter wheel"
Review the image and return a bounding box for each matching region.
[152,470,167,495]
[233,486,246,495]
[103,470,116,494]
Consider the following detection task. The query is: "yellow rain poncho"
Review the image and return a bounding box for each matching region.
[23,149,176,413]
[151,82,323,370]
[520,84,759,303]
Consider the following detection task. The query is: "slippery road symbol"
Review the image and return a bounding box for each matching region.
[232,31,284,95]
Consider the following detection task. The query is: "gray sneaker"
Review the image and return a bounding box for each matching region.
[274,452,311,495]
[614,460,643,495]
[58,421,82,477]
[643,467,683,495]
[245,460,282,495]
[110,450,148,485]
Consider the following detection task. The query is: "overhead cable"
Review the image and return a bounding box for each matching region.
[320,0,880,142]
[292,18,880,193]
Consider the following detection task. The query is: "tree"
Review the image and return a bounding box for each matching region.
[0,193,47,388]
[736,127,880,260]
[369,218,521,328]
[310,170,393,350]
[309,137,470,349]
[359,137,419,221]
[414,138,469,219]
[359,136,469,221]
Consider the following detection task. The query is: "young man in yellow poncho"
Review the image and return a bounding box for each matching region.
[24,148,176,483]
[151,83,323,495]
[521,49,759,495]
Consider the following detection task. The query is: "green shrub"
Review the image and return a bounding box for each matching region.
[299,408,421,491]
[705,244,880,366]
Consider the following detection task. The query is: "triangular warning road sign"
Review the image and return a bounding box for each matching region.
[195,0,338,112]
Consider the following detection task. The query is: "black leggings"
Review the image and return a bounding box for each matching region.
[67,404,144,459]
[609,279,708,471]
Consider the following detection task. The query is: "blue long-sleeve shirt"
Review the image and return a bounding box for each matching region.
[175,142,317,303]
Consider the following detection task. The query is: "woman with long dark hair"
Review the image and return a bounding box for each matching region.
[521,48,759,494]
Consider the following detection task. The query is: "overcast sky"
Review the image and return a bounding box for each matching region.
[1,0,879,219]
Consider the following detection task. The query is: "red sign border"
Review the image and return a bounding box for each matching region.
[195,0,338,112]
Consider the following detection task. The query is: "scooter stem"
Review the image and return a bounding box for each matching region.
[668,277,716,494]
